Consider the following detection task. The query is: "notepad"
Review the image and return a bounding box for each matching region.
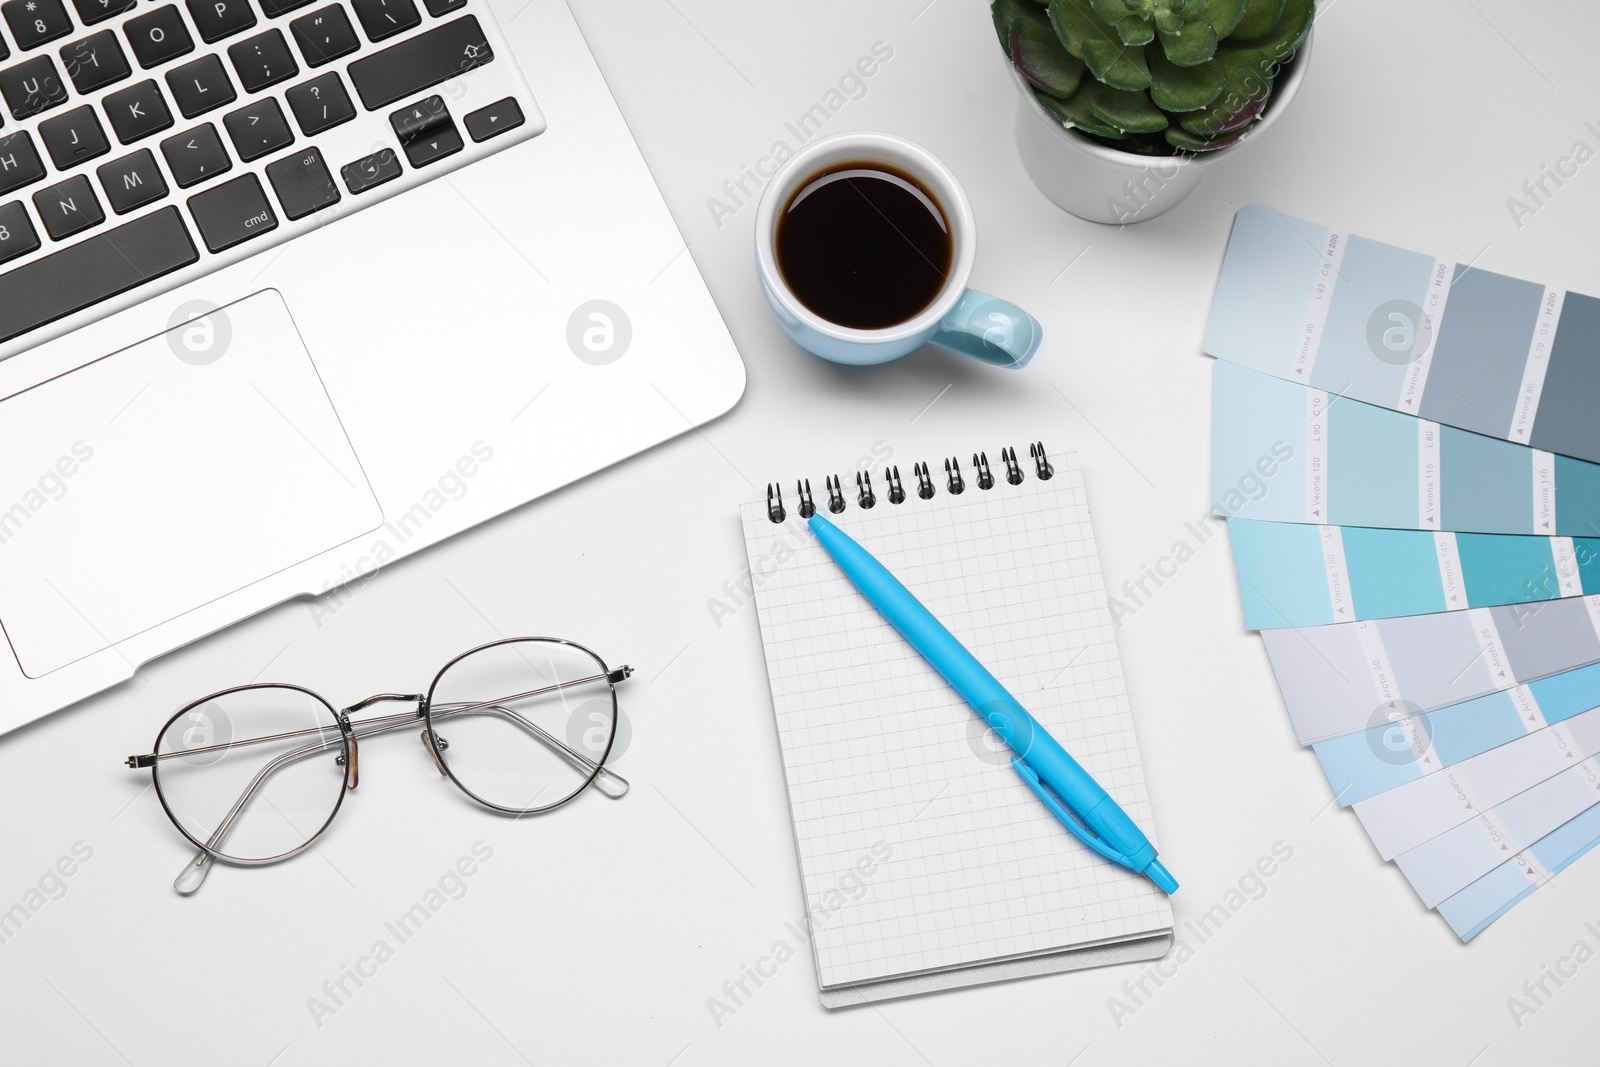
[740,449,1173,1006]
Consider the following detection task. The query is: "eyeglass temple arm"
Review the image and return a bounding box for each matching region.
[429,701,629,798]
[173,732,348,895]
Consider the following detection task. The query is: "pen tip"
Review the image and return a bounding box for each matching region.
[1145,860,1178,894]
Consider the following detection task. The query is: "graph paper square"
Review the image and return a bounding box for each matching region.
[740,453,1173,992]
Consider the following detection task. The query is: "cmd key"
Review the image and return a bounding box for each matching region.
[346,14,490,110]
[187,171,277,252]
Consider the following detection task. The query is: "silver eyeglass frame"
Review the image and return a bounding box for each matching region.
[125,637,631,894]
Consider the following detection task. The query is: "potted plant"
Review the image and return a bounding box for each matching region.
[994,0,1314,224]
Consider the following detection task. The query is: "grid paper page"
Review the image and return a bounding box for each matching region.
[740,453,1172,991]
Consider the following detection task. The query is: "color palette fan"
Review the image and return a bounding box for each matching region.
[1206,206,1600,941]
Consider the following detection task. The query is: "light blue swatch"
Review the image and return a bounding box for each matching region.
[1327,397,1416,529]
[1202,204,1326,376]
[1312,235,1435,404]
[1341,526,1447,619]
[1227,519,1332,628]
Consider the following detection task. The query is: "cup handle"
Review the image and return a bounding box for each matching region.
[929,290,1043,368]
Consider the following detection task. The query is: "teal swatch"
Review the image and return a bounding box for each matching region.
[1455,532,1557,606]
[1439,427,1533,535]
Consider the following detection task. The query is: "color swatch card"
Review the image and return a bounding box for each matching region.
[1353,704,1600,860]
[1229,518,1600,629]
[1261,598,1600,744]
[1213,361,1600,535]
[1396,758,1600,908]
[1314,660,1600,805]
[1439,802,1600,941]
[1205,204,1600,463]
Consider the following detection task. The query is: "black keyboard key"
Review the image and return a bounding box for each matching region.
[61,30,130,92]
[264,143,335,218]
[4,0,73,51]
[0,199,39,263]
[346,14,487,110]
[38,104,109,168]
[125,6,195,67]
[166,53,234,115]
[96,147,166,212]
[186,0,254,42]
[0,206,197,342]
[349,0,414,42]
[222,95,288,159]
[187,170,274,251]
[0,130,46,193]
[288,4,355,65]
[32,173,103,239]
[104,78,172,141]
[159,121,228,185]
[421,0,463,16]
[258,0,311,16]
[389,93,457,167]
[283,69,349,133]
[70,0,134,25]
[463,96,520,142]
[339,146,396,192]
[0,35,7,61]
[226,27,294,90]
[1,55,68,118]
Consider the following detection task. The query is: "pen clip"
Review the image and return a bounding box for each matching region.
[1012,758,1131,868]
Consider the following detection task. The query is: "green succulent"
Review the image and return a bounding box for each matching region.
[994,0,1312,153]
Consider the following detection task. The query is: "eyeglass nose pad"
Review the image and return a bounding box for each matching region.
[336,736,359,790]
[420,730,449,776]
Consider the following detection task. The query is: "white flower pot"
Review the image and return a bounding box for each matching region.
[1011,30,1314,225]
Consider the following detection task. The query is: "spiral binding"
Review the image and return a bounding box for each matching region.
[765,442,1053,524]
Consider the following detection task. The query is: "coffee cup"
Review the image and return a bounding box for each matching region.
[754,131,1042,369]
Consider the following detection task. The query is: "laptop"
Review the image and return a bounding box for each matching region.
[0,0,746,731]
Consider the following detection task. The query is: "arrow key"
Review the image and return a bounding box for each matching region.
[388,94,460,168]
[160,122,232,188]
[463,96,523,143]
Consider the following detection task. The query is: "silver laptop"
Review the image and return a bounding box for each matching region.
[0,0,745,731]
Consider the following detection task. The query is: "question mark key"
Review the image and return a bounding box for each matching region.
[285,71,357,135]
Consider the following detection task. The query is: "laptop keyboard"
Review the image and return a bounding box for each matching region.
[0,0,541,346]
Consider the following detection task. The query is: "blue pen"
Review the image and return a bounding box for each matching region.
[808,511,1178,895]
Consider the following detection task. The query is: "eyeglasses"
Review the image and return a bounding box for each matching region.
[125,637,631,895]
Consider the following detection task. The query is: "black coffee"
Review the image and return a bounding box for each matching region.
[775,162,952,331]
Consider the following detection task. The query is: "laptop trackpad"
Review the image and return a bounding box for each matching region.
[0,290,381,678]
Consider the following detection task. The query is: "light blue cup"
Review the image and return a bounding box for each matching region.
[754,132,1042,369]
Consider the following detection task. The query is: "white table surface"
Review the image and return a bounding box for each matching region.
[6,0,1597,1063]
